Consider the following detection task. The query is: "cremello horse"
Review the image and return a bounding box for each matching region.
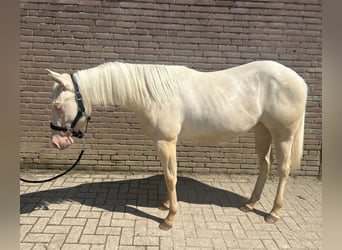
[48,60,307,230]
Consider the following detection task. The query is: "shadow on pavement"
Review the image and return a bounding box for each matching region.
[20,174,266,223]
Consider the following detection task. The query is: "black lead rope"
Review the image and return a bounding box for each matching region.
[20,150,84,184]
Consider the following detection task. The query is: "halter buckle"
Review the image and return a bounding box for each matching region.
[75,92,82,101]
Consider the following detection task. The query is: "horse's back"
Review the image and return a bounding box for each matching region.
[177,61,307,141]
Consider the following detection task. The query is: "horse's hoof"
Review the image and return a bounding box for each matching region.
[239,204,254,213]
[159,221,172,231]
[264,213,279,224]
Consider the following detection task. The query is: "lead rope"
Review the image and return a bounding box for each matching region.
[20,150,84,183]
[20,137,86,184]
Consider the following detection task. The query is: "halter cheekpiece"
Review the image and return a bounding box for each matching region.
[50,73,90,138]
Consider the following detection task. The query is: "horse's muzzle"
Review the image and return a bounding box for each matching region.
[52,134,74,150]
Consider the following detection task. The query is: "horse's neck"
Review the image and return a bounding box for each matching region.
[77,62,185,115]
[77,62,142,112]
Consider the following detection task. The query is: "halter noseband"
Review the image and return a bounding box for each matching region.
[50,74,90,139]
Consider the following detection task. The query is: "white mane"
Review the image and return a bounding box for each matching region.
[75,62,192,111]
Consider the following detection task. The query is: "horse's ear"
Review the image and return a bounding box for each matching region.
[46,69,66,87]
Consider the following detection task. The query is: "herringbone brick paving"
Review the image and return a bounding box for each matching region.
[20,171,322,249]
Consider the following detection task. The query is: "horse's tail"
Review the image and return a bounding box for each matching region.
[291,111,305,169]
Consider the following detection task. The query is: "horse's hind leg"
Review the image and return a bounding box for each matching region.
[240,122,272,212]
[264,132,294,224]
[155,139,178,230]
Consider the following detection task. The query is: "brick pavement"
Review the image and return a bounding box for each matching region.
[20,171,322,249]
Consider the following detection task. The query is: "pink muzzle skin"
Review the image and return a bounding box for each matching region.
[52,134,74,150]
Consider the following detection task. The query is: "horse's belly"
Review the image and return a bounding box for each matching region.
[178,119,246,143]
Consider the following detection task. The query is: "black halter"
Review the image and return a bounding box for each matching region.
[50,74,90,139]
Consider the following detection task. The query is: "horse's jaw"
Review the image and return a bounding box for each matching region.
[52,134,74,150]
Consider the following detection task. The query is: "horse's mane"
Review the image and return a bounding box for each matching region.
[75,62,192,109]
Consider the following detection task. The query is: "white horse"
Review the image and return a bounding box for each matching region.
[48,60,307,230]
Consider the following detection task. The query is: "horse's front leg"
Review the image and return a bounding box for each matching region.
[155,139,178,230]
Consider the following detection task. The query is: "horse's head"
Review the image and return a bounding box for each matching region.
[48,70,88,150]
